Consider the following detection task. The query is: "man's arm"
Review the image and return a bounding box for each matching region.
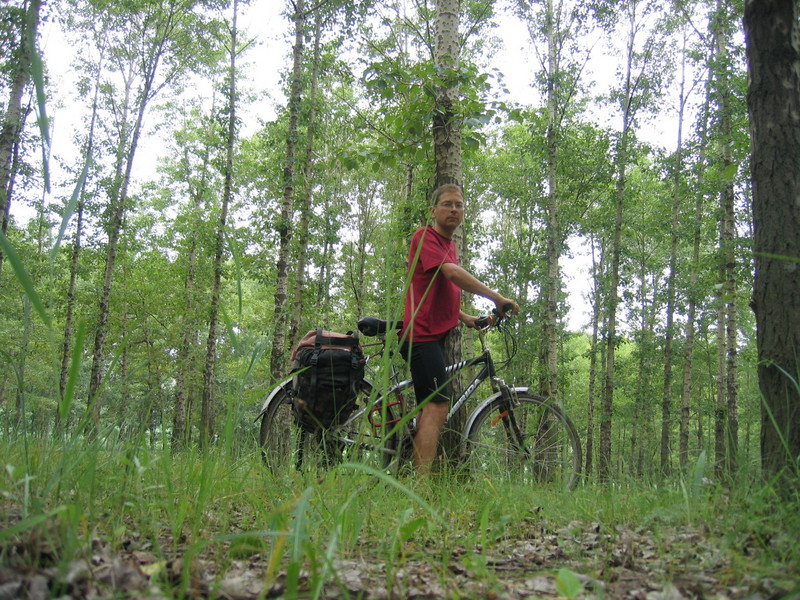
[440,263,520,316]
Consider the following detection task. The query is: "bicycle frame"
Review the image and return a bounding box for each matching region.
[256,324,528,462]
[338,340,517,456]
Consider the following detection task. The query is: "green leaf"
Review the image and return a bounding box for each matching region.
[555,567,582,598]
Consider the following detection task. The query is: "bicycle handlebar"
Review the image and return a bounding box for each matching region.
[475,303,515,330]
[358,304,514,337]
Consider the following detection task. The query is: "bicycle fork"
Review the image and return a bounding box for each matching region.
[495,384,531,459]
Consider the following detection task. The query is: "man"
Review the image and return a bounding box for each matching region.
[400,183,520,473]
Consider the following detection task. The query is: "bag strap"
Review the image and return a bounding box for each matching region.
[313,329,360,349]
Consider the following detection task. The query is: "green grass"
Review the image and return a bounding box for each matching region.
[1,435,798,599]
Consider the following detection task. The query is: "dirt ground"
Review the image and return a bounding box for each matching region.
[2,515,798,599]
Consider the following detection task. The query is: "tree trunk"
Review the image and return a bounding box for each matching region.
[433,0,464,463]
[600,152,624,481]
[0,0,40,278]
[710,0,739,475]
[58,51,103,433]
[86,0,179,432]
[660,29,689,476]
[585,233,603,478]
[201,0,239,448]
[58,200,83,427]
[172,130,211,450]
[743,0,800,485]
[87,93,136,431]
[680,180,704,470]
[270,0,305,383]
[542,0,560,403]
[289,8,323,350]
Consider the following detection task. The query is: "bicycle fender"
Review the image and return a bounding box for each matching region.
[255,378,294,419]
[460,386,531,449]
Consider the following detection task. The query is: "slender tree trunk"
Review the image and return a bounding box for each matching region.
[433,0,465,462]
[600,0,651,481]
[585,234,603,478]
[172,145,210,450]
[710,0,739,475]
[743,0,800,485]
[542,0,560,403]
[600,151,624,481]
[87,97,135,431]
[631,267,649,477]
[58,201,83,423]
[680,55,715,471]
[660,30,689,476]
[270,0,305,382]
[58,52,103,433]
[289,9,323,350]
[201,0,239,448]
[0,0,40,278]
[680,185,703,470]
[86,4,178,431]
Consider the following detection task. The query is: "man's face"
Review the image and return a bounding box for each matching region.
[432,190,465,234]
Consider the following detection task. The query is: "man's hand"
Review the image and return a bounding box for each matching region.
[459,312,481,330]
[495,298,520,318]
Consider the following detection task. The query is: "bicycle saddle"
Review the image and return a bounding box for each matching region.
[357,316,402,337]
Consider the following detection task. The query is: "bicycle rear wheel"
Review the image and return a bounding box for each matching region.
[259,383,402,475]
[465,391,582,491]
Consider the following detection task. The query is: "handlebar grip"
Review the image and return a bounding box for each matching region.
[475,315,494,329]
[491,304,515,319]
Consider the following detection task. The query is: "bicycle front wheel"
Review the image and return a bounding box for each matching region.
[465,391,582,491]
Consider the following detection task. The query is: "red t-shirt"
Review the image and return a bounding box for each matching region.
[400,227,461,342]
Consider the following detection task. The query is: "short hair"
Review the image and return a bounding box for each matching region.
[430,183,464,206]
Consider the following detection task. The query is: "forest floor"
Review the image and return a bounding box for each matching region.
[2,436,799,600]
[3,496,799,600]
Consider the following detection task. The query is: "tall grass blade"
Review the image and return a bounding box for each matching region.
[0,506,66,543]
[0,231,51,327]
[26,6,50,193]
[59,319,86,423]
[335,462,446,526]
[50,160,89,260]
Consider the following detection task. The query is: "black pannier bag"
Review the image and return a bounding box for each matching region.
[291,328,365,430]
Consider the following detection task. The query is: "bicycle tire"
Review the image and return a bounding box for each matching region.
[464,391,582,491]
[259,382,402,475]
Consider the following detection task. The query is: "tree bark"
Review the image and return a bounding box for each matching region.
[200,0,239,448]
[270,0,305,382]
[711,0,739,475]
[660,29,689,477]
[542,0,560,404]
[172,117,212,451]
[289,8,323,350]
[743,0,800,485]
[0,0,40,278]
[433,0,465,462]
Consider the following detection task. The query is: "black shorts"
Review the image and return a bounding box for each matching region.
[400,336,450,404]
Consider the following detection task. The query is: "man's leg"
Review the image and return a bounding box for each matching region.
[413,401,448,472]
[401,339,450,474]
